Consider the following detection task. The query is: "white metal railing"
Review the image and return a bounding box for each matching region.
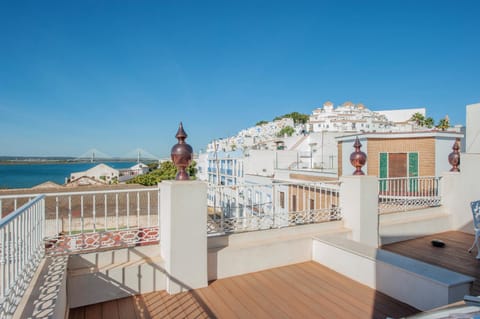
[0,195,45,318]
[207,182,341,235]
[0,188,160,254]
[378,176,441,214]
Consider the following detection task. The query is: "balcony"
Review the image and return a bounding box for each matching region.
[1,157,480,318]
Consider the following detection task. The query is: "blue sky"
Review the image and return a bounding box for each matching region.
[0,1,478,158]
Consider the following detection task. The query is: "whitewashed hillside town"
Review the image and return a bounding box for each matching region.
[196,101,464,186]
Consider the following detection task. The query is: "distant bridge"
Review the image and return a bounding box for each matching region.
[75,148,161,163]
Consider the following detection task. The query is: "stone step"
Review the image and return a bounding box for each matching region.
[312,234,474,311]
[68,245,166,308]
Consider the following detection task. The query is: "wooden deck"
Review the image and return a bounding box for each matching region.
[69,261,419,319]
[383,230,480,295]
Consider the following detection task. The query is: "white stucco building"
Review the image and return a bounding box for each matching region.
[308,101,395,133]
[68,163,119,185]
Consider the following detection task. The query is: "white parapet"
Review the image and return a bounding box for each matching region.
[466,103,480,153]
[160,180,208,294]
[441,153,480,233]
[339,175,379,247]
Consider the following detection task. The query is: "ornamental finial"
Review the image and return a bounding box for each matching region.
[448,138,460,172]
[171,122,193,180]
[350,136,366,175]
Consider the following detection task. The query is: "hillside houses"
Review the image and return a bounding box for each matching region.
[198,102,464,187]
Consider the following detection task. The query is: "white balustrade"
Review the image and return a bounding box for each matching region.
[0,188,160,254]
[378,176,441,214]
[0,195,45,318]
[207,182,341,235]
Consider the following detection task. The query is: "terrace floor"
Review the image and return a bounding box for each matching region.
[69,261,419,319]
[382,230,480,296]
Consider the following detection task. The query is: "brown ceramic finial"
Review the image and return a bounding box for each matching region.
[350,136,366,175]
[448,138,460,172]
[171,122,193,180]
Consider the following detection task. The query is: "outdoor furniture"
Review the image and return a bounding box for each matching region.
[468,200,480,258]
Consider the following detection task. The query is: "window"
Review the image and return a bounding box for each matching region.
[280,192,285,209]
[292,195,297,211]
[379,152,419,191]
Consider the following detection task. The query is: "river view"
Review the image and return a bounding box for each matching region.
[0,162,137,189]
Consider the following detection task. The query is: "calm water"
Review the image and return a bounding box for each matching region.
[0,162,136,189]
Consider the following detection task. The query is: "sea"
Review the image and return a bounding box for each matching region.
[0,162,137,189]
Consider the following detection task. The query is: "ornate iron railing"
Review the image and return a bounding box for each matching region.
[207,182,341,235]
[0,195,45,318]
[378,176,441,214]
[0,188,160,254]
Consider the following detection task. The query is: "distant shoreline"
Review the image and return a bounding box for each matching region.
[0,159,157,165]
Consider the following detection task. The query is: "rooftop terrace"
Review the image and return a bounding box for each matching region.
[69,261,419,319]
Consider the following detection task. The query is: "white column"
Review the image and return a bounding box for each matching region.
[160,180,208,294]
[340,176,379,247]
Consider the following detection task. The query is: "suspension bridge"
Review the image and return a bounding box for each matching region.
[74,148,163,163]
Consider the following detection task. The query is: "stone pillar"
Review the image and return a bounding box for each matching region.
[340,175,379,247]
[160,180,207,294]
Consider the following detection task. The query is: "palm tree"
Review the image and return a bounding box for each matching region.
[424,117,434,128]
[436,117,450,131]
[410,112,425,127]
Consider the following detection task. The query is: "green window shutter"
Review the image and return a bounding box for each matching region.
[379,153,388,191]
[408,153,418,177]
[408,153,419,192]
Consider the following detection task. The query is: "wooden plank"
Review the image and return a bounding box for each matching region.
[140,292,170,318]
[70,261,421,319]
[208,278,255,318]
[228,274,290,319]
[178,292,210,319]
[132,295,152,319]
[101,300,119,319]
[296,262,378,313]
[301,261,416,318]
[168,292,196,318]
[224,274,281,319]
[69,307,84,319]
[247,268,319,318]
[195,284,237,318]
[155,291,177,319]
[274,263,373,318]
[117,297,138,319]
[84,303,102,319]
[262,265,334,318]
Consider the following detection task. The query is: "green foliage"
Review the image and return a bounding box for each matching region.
[424,117,434,128]
[147,162,159,171]
[273,112,309,125]
[436,117,450,131]
[277,126,295,137]
[410,113,435,129]
[410,112,425,126]
[127,160,197,186]
[256,120,269,126]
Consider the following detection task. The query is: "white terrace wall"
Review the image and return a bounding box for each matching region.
[441,153,480,234]
[466,103,480,153]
